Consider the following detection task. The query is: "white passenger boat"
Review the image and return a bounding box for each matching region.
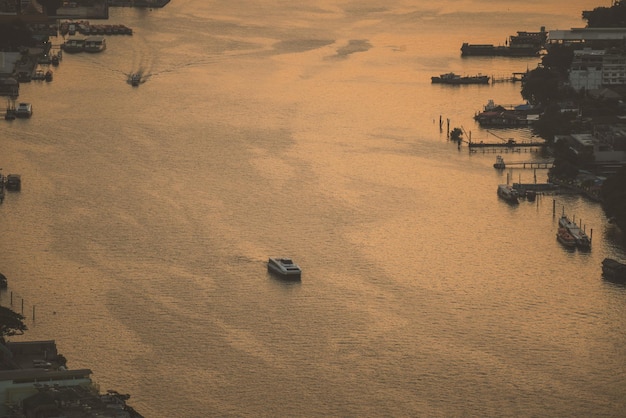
[15,102,32,118]
[61,37,86,53]
[84,36,106,52]
[267,257,302,279]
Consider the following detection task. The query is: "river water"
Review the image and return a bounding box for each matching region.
[2,1,625,416]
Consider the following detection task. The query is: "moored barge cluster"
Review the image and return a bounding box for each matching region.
[59,20,133,36]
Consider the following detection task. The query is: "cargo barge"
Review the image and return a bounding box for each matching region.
[461,28,547,57]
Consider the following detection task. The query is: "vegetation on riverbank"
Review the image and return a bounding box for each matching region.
[519,2,626,238]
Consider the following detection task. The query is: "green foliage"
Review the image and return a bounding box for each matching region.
[0,306,27,342]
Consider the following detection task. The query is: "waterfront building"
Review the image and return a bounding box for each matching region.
[548,27,626,91]
[569,48,605,90]
[567,48,626,91]
[0,341,92,416]
[0,339,142,416]
[548,27,626,50]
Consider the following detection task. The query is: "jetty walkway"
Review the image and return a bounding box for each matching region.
[468,140,545,153]
[500,160,554,169]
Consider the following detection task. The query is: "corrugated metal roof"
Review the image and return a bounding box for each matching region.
[549,28,626,41]
[0,52,20,75]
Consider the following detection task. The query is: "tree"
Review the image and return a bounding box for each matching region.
[449,127,463,142]
[521,67,562,106]
[541,44,574,76]
[601,166,626,236]
[583,1,626,28]
[0,306,27,343]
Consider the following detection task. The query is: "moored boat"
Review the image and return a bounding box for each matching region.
[61,37,86,53]
[15,102,32,118]
[558,214,591,250]
[602,258,626,282]
[431,72,490,84]
[556,227,576,248]
[83,36,106,52]
[4,100,16,120]
[497,184,519,204]
[493,155,505,169]
[461,28,547,57]
[267,257,302,279]
[32,69,46,80]
[5,174,21,191]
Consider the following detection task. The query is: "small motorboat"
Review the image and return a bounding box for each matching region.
[493,155,506,169]
[129,73,142,86]
[267,257,302,279]
[32,69,46,80]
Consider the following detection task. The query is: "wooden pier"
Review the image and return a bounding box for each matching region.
[501,160,554,169]
[468,139,545,153]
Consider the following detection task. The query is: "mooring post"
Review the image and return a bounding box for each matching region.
[552,199,556,216]
[32,306,35,321]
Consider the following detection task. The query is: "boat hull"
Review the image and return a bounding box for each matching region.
[558,215,591,250]
[267,258,302,280]
[497,185,519,204]
[556,228,576,248]
[431,73,490,84]
[602,258,626,282]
